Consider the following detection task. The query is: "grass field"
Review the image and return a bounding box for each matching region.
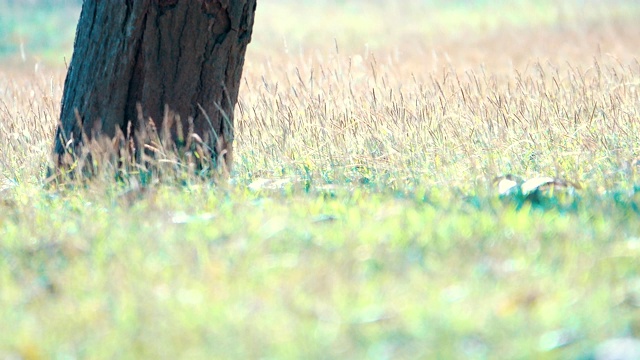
[2,0,640,358]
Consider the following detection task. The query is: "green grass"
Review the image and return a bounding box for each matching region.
[2,184,640,358]
[2,0,640,359]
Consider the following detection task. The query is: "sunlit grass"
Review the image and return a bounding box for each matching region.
[1,0,640,358]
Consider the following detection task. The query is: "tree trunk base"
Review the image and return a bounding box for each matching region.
[53,0,256,177]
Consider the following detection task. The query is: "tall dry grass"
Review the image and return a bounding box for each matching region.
[0,1,639,192]
[237,10,640,191]
[0,67,63,187]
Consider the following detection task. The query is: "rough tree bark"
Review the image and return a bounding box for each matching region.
[53,0,256,170]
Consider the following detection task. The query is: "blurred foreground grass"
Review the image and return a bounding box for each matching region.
[2,0,640,358]
[2,184,640,358]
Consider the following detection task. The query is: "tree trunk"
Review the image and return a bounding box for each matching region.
[53,0,256,170]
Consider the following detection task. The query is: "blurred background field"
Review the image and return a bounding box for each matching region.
[2,1,640,359]
[2,0,640,66]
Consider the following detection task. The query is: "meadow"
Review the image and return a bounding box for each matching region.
[2,0,640,358]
